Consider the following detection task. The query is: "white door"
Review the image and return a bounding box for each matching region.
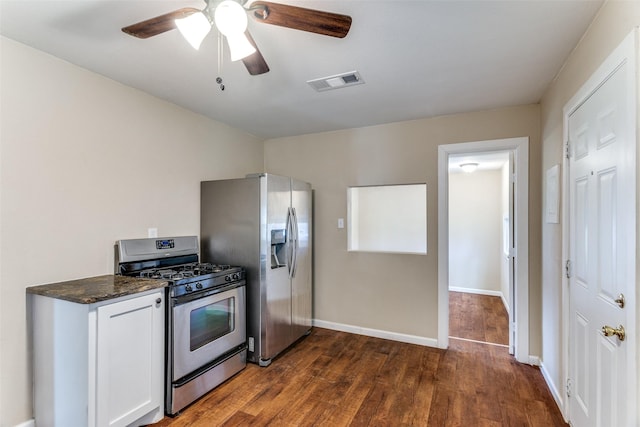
[567,36,636,426]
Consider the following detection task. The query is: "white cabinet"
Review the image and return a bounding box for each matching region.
[33,289,165,427]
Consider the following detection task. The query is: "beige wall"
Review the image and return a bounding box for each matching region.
[0,37,264,427]
[449,170,503,293]
[264,104,541,348]
[539,0,640,409]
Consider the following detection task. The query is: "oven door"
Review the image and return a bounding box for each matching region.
[172,283,246,381]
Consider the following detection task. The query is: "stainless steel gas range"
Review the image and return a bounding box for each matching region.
[116,236,246,416]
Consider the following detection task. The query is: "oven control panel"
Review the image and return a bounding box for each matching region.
[156,239,175,250]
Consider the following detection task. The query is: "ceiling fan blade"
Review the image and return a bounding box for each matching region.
[121,8,200,39]
[241,31,270,75]
[251,1,351,38]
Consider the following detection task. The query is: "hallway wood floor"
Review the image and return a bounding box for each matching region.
[152,299,566,427]
[449,291,510,346]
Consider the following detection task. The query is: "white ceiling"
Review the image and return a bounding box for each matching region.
[0,0,603,139]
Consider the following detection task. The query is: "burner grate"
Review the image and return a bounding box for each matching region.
[138,263,233,280]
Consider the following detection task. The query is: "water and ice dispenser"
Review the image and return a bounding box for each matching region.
[271,229,286,268]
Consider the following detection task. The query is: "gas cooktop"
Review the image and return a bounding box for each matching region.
[138,262,233,280]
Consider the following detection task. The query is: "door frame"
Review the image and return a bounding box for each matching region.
[437,137,529,363]
[561,29,638,422]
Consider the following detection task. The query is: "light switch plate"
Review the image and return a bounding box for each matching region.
[148,228,158,238]
[338,218,344,229]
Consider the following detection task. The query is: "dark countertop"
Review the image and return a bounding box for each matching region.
[26,275,168,304]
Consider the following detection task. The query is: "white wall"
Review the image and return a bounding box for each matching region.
[539,0,640,412]
[0,37,264,427]
[448,170,502,293]
[348,184,427,254]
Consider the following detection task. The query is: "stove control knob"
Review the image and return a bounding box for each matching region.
[233,273,240,280]
[225,275,231,282]
[196,282,203,289]
[185,284,193,292]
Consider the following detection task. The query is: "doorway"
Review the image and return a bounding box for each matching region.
[438,137,529,363]
[448,151,511,348]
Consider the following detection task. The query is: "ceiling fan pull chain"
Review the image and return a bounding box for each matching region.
[217,31,225,91]
[217,30,223,74]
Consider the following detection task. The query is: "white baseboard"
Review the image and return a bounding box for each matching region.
[313,319,439,348]
[528,355,541,366]
[449,286,503,297]
[501,294,510,315]
[14,420,35,427]
[540,361,565,419]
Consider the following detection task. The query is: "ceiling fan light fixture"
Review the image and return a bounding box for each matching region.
[226,33,257,61]
[175,12,212,50]
[214,1,249,36]
[460,162,479,173]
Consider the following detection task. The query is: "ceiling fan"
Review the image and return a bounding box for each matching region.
[121,0,352,76]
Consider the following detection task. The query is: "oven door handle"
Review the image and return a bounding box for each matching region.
[171,281,245,306]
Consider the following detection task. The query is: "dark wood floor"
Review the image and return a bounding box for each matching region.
[152,297,566,426]
[449,291,510,346]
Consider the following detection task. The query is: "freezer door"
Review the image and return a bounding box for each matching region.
[291,179,313,340]
[263,174,294,360]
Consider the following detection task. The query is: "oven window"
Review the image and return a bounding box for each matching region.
[189,297,235,351]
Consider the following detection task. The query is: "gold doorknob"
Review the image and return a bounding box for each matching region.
[602,325,625,341]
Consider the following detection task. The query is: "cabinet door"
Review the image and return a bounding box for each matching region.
[95,291,164,427]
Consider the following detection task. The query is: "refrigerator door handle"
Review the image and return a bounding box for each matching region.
[286,207,294,278]
[291,207,299,278]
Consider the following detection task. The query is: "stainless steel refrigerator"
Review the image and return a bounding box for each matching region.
[200,173,312,366]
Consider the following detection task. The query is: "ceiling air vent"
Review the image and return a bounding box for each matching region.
[307,71,364,92]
